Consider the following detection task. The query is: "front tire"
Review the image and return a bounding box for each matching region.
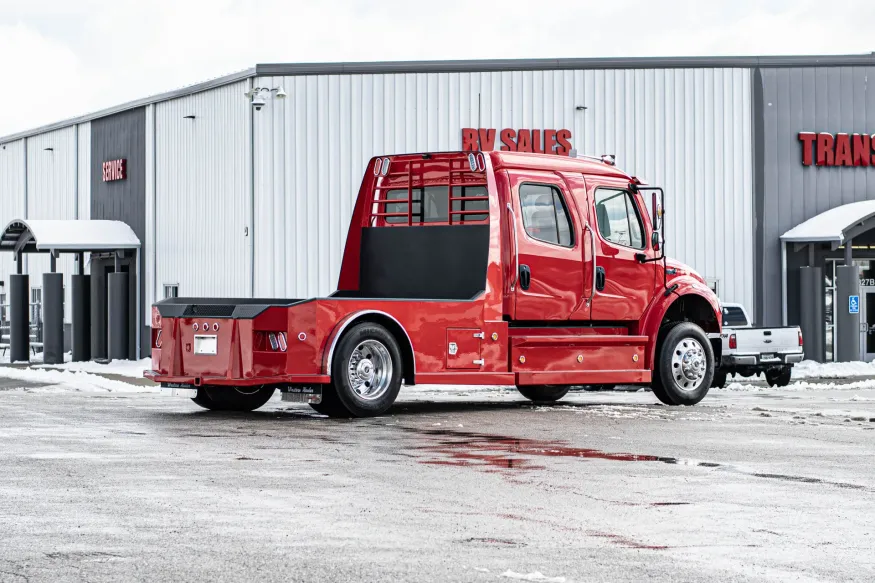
[517,385,570,402]
[192,385,276,412]
[651,322,714,406]
[320,322,403,418]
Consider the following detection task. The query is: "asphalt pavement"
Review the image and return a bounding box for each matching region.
[0,381,873,582]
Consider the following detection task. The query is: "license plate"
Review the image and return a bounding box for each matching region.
[281,386,322,404]
[194,335,218,355]
[761,353,777,361]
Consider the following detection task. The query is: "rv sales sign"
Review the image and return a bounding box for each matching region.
[462,128,573,156]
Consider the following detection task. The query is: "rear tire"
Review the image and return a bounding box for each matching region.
[321,322,403,418]
[651,322,714,406]
[712,370,727,389]
[517,385,570,402]
[766,367,792,388]
[191,386,276,412]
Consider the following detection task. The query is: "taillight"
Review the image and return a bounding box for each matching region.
[268,333,279,351]
[151,306,161,329]
[729,334,737,349]
[277,332,288,352]
[798,330,804,347]
[257,331,288,352]
[155,330,162,348]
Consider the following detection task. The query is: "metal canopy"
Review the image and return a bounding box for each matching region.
[0,219,140,254]
[780,200,875,246]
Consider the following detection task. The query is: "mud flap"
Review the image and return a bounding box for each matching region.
[280,385,323,404]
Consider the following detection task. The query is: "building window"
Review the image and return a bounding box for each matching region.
[163,284,179,299]
[518,184,574,247]
[594,189,645,250]
[705,278,720,298]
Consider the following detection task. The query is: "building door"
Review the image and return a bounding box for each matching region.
[862,289,875,362]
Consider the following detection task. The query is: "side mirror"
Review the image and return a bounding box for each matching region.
[651,191,663,231]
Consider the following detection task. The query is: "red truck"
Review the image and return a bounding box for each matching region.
[146,151,721,417]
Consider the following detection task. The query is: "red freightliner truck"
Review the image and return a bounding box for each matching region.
[146,151,721,417]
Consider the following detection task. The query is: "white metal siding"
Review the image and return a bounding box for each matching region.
[252,69,753,307]
[26,127,79,321]
[77,122,91,222]
[145,104,155,324]
[154,81,250,299]
[0,139,26,293]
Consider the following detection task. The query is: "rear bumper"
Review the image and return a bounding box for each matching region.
[722,352,804,367]
[144,371,331,386]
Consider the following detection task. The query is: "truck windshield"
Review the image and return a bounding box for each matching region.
[384,186,488,224]
[722,306,748,327]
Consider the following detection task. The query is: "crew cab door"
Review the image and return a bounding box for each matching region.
[589,181,656,321]
[506,170,584,320]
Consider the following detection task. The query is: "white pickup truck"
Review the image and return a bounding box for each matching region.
[713,303,804,388]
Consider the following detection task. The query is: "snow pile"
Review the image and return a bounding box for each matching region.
[0,366,157,393]
[792,360,875,379]
[726,378,875,392]
[500,571,567,583]
[37,357,151,379]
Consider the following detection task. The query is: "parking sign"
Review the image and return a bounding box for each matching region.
[849,295,860,314]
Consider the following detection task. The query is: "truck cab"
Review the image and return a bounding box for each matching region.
[147,151,721,417]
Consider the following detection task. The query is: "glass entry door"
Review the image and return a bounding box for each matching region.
[862,289,875,362]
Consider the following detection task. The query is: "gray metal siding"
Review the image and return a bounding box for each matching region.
[253,68,753,307]
[759,66,875,325]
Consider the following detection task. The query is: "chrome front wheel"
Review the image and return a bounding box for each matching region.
[671,337,707,392]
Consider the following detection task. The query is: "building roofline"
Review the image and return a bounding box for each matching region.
[256,53,875,76]
[0,67,256,144]
[3,53,875,144]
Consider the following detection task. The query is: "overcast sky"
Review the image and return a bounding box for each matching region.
[0,0,873,137]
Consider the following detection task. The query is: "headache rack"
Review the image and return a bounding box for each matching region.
[368,153,490,227]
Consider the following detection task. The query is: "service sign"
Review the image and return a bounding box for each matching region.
[462,128,573,156]
[102,158,127,182]
[798,132,875,167]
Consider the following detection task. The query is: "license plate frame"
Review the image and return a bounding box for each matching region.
[194,335,218,355]
[760,353,777,362]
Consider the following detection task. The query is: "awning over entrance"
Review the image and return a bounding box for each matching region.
[781,200,875,247]
[0,219,140,253]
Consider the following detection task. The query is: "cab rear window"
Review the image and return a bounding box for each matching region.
[384,186,488,224]
[722,306,748,327]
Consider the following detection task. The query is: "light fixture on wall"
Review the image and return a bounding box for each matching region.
[244,86,287,111]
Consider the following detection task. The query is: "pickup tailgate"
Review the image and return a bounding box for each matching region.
[729,327,801,356]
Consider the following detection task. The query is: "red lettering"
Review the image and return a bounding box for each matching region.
[461,128,478,151]
[816,133,835,166]
[500,129,517,151]
[556,129,572,155]
[544,130,557,154]
[102,162,107,181]
[835,133,853,166]
[120,159,126,180]
[517,130,532,153]
[478,128,496,151]
[852,134,870,167]
[872,134,875,166]
[798,132,816,166]
[531,130,544,154]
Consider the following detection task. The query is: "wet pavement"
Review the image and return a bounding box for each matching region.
[0,384,873,582]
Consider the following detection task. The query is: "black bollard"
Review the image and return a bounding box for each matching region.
[42,273,64,364]
[107,272,129,361]
[71,274,91,362]
[9,274,30,363]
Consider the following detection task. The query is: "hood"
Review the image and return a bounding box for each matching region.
[664,257,707,286]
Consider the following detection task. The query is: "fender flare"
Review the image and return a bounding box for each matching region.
[322,310,416,379]
[641,278,722,367]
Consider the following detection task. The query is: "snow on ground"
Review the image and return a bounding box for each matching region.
[0,365,157,393]
[792,359,875,379]
[37,357,151,379]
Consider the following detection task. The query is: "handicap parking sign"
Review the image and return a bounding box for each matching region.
[849,295,860,314]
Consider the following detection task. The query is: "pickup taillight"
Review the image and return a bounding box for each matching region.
[729,334,737,350]
[798,330,804,347]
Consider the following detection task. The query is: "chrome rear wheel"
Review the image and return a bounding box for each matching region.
[347,339,394,401]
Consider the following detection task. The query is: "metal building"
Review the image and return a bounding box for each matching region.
[1,54,874,360]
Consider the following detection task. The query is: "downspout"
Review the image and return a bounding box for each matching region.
[781,240,787,326]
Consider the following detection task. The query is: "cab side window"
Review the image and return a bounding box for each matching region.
[594,189,645,249]
[519,184,574,247]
